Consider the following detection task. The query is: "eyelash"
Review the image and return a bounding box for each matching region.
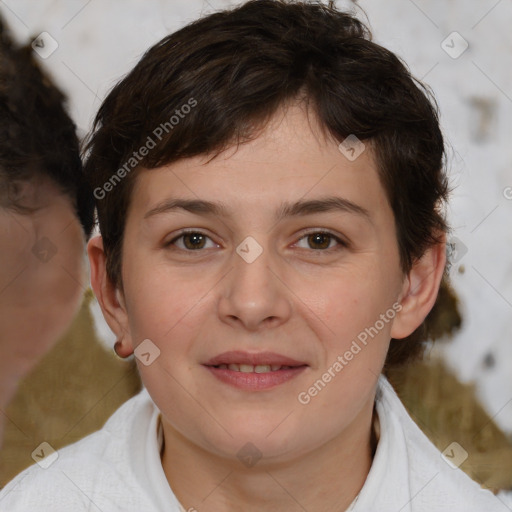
[165,229,348,254]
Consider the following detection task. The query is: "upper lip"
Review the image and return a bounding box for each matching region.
[204,351,308,367]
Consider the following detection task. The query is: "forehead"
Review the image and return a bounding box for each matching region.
[128,104,391,226]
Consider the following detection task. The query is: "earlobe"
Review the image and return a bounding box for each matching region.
[87,235,133,356]
[114,340,133,359]
[391,236,446,340]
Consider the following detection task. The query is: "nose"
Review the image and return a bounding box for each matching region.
[217,238,292,332]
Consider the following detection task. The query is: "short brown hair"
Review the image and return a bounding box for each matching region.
[84,0,449,367]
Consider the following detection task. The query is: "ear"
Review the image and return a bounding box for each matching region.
[87,235,133,357]
[391,235,446,339]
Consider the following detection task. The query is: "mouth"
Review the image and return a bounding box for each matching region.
[202,351,308,390]
[211,363,301,373]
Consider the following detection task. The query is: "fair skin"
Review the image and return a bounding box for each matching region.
[0,176,86,437]
[89,103,445,512]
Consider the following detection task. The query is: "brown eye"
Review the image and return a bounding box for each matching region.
[182,233,207,250]
[296,231,346,252]
[166,231,217,251]
[307,233,332,250]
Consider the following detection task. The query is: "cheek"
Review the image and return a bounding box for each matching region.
[294,275,393,430]
[122,260,211,348]
[302,267,394,333]
[41,221,86,341]
[296,269,398,386]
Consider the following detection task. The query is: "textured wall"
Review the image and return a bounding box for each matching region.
[1,0,511,434]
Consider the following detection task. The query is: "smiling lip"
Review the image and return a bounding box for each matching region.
[203,350,308,391]
[204,350,307,367]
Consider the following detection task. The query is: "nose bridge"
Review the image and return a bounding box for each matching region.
[232,234,277,302]
[218,234,291,330]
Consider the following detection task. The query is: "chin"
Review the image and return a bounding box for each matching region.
[208,422,306,460]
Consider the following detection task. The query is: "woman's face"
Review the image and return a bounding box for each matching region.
[102,104,416,464]
[0,176,86,395]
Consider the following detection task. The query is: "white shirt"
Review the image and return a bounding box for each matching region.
[0,375,507,511]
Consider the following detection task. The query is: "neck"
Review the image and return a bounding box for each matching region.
[161,395,378,512]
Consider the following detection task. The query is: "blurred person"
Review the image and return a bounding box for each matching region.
[0,15,94,446]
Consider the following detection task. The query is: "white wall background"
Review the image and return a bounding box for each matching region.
[1,0,511,436]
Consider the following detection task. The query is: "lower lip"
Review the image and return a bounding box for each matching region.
[203,365,307,390]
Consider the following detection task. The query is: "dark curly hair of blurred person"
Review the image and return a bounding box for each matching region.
[0,15,94,237]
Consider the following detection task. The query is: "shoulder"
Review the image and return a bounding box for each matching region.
[0,389,157,511]
[374,375,507,511]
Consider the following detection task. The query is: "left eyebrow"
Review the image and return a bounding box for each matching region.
[275,196,371,222]
[144,195,371,222]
